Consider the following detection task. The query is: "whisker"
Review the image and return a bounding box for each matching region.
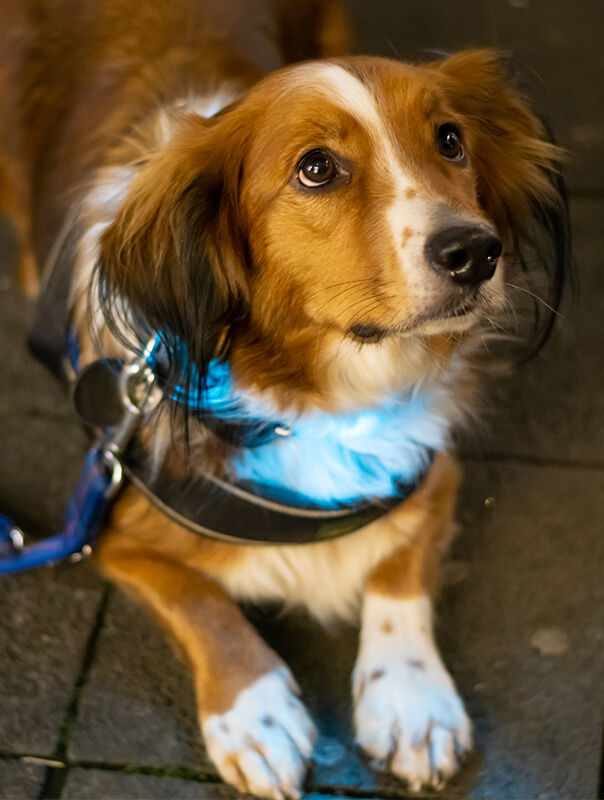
[305,278,397,306]
[305,277,378,303]
[504,281,562,318]
[310,283,394,316]
[333,298,386,325]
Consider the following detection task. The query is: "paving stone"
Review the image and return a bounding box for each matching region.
[61,768,255,799]
[0,414,88,537]
[253,462,604,799]
[440,461,604,799]
[0,759,47,799]
[0,562,104,756]
[66,465,603,798]
[344,0,604,191]
[0,221,73,421]
[460,200,604,464]
[0,224,85,537]
[68,589,212,772]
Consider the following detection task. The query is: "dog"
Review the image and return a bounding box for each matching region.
[0,0,569,796]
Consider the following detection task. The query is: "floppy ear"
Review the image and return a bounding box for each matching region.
[435,50,571,354]
[97,115,250,388]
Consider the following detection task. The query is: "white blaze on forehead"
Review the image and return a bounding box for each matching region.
[287,61,413,179]
[290,62,385,133]
[289,63,435,283]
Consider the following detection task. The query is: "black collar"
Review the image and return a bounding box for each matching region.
[121,441,432,545]
[71,356,434,544]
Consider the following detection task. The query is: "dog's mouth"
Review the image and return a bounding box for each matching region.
[347,293,479,344]
[347,293,481,344]
[402,290,484,336]
[441,296,478,319]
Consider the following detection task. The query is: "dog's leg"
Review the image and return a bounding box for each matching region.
[97,522,316,799]
[353,452,472,790]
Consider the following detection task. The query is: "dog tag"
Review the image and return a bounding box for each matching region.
[73,359,125,427]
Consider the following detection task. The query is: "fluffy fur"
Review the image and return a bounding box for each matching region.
[1,1,570,796]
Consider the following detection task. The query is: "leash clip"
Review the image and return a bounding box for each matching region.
[0,338,165,573]
[101,449,124,500]
[101,338,162,457]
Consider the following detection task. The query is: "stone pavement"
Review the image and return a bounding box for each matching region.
[1,1,603,798]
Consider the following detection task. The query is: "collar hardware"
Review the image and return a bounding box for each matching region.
[2,331,434,573]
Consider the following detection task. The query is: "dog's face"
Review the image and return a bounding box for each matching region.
[99,50,565,410]
[239,59,503,341]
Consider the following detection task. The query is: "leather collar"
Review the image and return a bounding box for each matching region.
[72,355,434,544]
[121,441,433,545]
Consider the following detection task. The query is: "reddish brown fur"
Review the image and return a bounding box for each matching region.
[94,51,561,409]
[365,452,460,598]
[0,0,348,282]
[0,1,566,792]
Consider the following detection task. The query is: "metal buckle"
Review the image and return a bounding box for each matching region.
[119,360,160,416]
[101,338,162,456]
[97,337,163,496]
[102,449,124,500]
[9,527,25,553]
[69,544,92,563]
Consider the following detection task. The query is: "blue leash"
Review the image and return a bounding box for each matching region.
[0,340,160,574]
[0,446,121,573]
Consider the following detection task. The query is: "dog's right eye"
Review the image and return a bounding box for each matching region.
[437,123,465,162]
[297,149,337,187]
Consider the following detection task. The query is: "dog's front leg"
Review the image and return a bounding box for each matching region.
[353,453,472,790]
[97,530,315,800]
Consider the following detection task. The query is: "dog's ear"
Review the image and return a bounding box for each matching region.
[97,115,250,387]
[435,49,571,354]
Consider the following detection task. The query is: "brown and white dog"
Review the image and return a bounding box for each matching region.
[1,0,569,797]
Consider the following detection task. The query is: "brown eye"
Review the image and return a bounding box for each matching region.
[297,149,337,187]
[437,124,464,161]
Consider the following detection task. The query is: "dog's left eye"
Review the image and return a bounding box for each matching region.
[297,149,337,187]
[437,124,465,161]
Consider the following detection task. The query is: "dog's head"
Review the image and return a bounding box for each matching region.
[98,50,569,412]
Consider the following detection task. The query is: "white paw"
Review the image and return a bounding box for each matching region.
[202,667,316,800]
[353,655,472,789]
[353,595,472,790]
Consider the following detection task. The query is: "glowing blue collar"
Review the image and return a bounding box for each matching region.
[145,334,290,448]
[144,334,445,512]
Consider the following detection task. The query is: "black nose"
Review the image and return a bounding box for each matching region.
[425,225,502,286]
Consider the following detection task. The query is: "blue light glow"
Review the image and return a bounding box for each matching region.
[152,336,448,510]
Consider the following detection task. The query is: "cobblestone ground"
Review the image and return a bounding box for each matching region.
[1,1,603,798]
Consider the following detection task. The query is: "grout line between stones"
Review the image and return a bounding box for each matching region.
[36,585,111,800]
[0,750,420,798]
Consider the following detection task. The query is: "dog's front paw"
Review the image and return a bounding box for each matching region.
[353,654,472,790]
[202,666,316,800]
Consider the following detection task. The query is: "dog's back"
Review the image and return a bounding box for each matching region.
[0,0,348,292]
